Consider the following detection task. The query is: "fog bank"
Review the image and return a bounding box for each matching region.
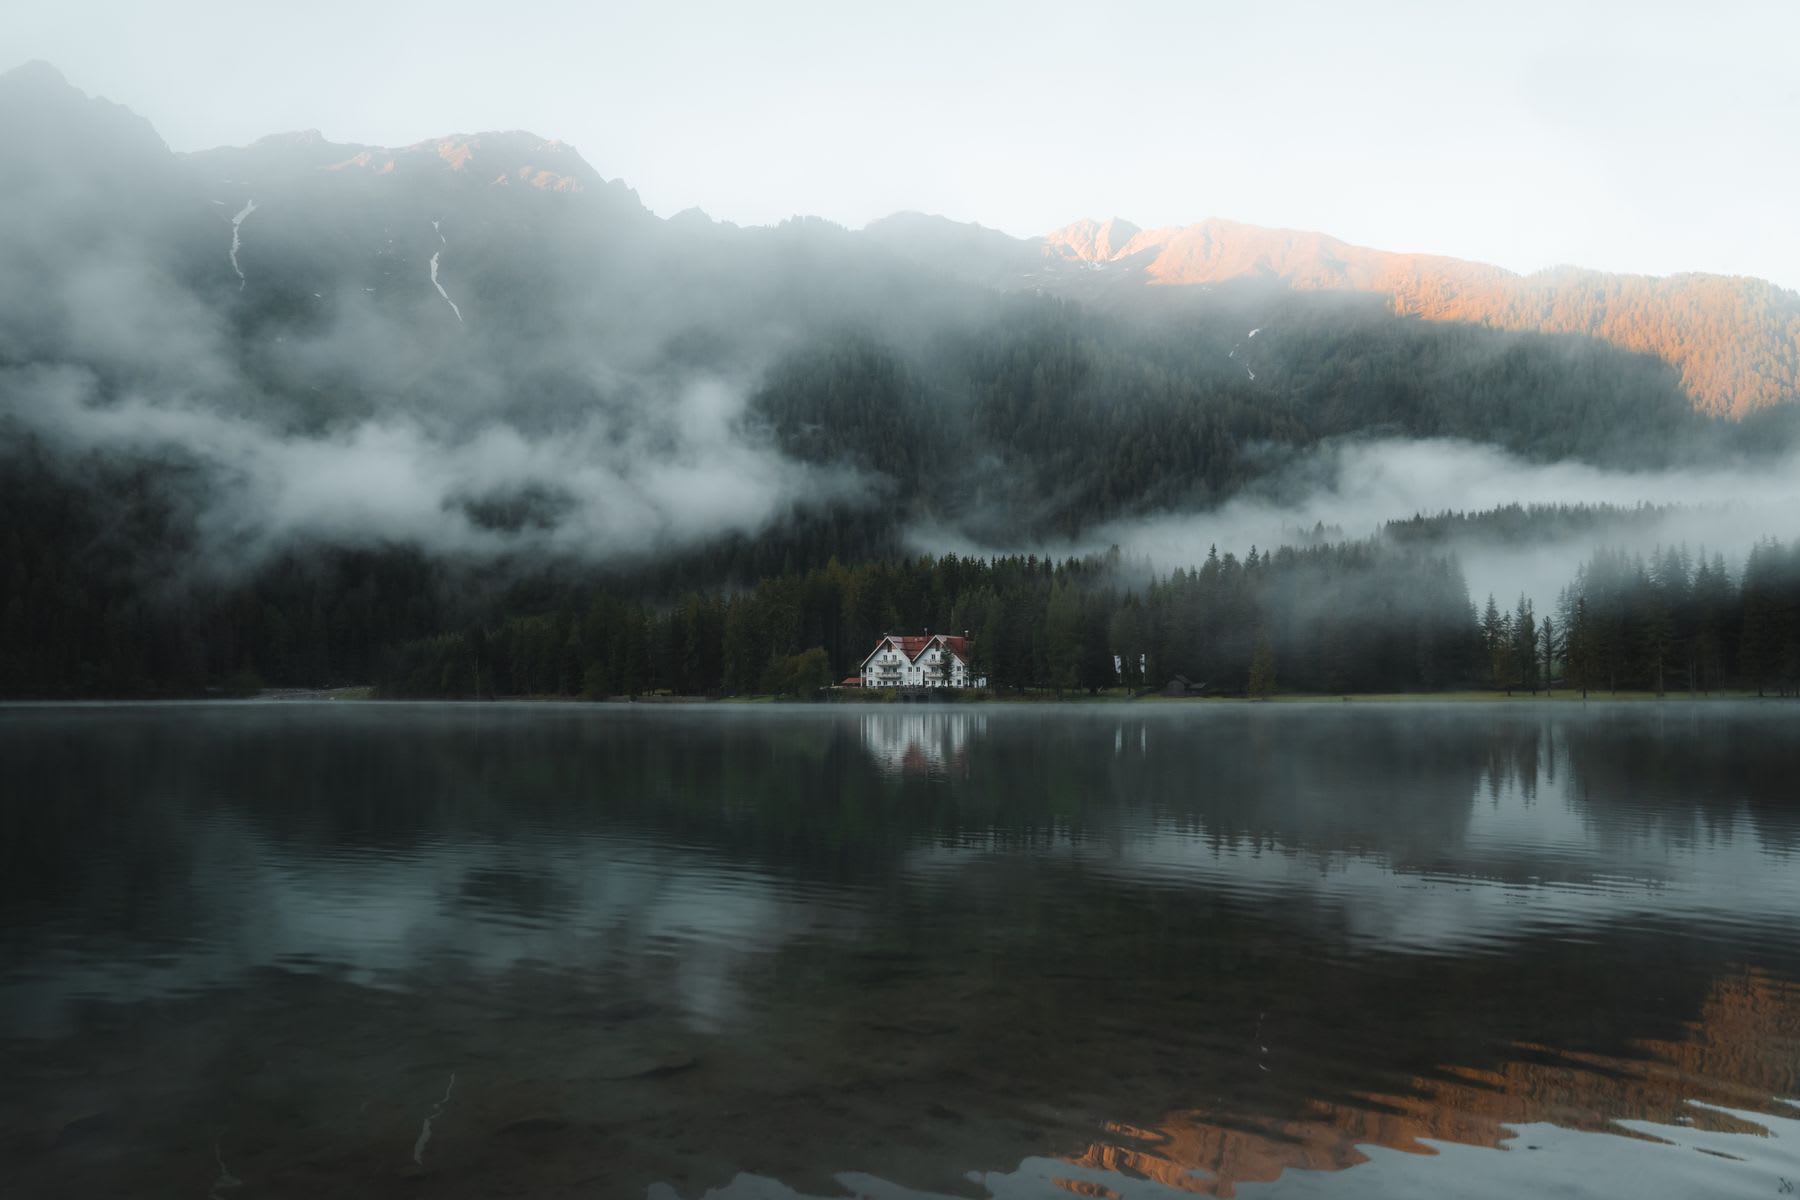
[913,438,1800,607]
[9,363,867,575]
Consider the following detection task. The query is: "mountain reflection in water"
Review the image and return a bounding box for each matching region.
[1064,969,1800,1198]
[0,701,1796,1199]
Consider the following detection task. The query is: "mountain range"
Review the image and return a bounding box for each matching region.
[4,60,1800,697]
[869,213,1800,420]
[4,59,1796,422]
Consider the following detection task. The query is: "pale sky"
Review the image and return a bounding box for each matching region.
[7,0,1799,288]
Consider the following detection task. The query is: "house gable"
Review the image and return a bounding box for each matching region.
[859,635,932,672]
[911,634,973,666]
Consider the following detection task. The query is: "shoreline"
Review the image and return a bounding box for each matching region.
[4,689,1789,706]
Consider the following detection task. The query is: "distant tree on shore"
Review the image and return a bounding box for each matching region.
[1248,632,1277,699]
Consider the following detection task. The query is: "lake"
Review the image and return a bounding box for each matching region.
[1,701,1797,1199]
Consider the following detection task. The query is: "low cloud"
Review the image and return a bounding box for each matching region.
[914,438,1800,607]
[12,362,867,575]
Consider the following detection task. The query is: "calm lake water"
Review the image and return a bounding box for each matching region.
[2,701,1798,1199]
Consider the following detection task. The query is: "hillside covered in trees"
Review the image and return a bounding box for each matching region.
[876,213,1800,418]
[365,530,1800,702]
[4,63,1799,700]
[749,298,1740,544]
[370,540,1478,701]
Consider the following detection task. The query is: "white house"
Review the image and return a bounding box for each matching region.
[857,633,986,689]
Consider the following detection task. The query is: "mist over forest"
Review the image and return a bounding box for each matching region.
[3,60,1798,698]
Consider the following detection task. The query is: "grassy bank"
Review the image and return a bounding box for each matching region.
[322,686,1784,705]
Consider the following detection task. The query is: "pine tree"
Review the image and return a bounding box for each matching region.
[1481,594,1506,690]
[1539,614,1557,695]
[1492,611,1519,695]
[1513,596,1538,695]
[619,609,649,699]
[1247,630,1276,699]
[1568,594,1593,699]
[558,624,583,696]
[1739,540,1781,696]
[1044,582,1083,697]
[1692,552,1730,694]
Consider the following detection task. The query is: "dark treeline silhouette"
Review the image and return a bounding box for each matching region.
[372,534,1800,702]
[9,426,1800,701]
[0,433,915,697]
[0,446,452,697]
[1553,540,1800,697]
[8,63,1800,701]
[373,540,1480,699]
[6,433,1798,700]
[1465,540,1800,699]
[1384,501,1684,546]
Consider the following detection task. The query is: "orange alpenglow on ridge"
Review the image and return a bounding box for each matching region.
[1040,216,1800,419]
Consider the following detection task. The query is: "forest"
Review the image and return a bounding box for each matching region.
[7,59,1800,702]
[367,533,1800,701]
[369,539,1473,700]
[5,273,1798,701]
[747,296,1739,544]
[7,399,1800,701]
[1550,540,1800,698]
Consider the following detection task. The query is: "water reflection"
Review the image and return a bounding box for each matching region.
[1066,969,1800,1196]
[861,710,987,777]
[0,701,1796,1199]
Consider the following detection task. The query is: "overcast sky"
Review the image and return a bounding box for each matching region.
[7,0,1798,287]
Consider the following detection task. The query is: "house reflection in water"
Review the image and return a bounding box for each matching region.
[859,710,988,777]
[1063,969,1800,1197]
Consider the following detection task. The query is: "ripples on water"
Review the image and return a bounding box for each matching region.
[1,701,1797,1198]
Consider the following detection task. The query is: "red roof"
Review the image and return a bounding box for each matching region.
[928,636,972,665]
[841,676,863,686]
[860,635,927,669]
[860,634,976,670]
[892,636,933,659]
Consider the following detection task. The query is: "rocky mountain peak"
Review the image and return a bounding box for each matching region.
[1044,216,1144,263]
[0,59,72,92]
[0,58,172,187]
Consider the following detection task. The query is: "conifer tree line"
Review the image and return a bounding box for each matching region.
[1470,541,1800,698]
[5,435,1797,699]
[375,537,1800,700]
[373,540,1480,698]
[749,309,1737,545]
[1383,501,1683,547]
[1552,541,1800,697]
[0,447,454,698]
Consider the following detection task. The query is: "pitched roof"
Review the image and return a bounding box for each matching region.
[892,636,934,660]
[911,634,973,664]
[858,634,975,670]
[859,635,933,670]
